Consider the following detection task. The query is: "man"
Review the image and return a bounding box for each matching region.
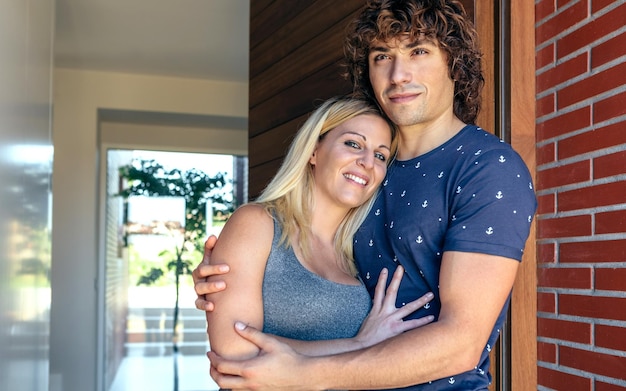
[194,0,536,389]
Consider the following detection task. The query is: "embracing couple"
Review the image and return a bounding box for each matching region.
[192,1,536,390]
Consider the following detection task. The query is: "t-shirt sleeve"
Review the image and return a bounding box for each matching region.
[443,147,537,261]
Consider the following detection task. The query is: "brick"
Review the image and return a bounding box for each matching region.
[537,106,591,141]
[536,43,555,70]
[556,0,577,8]
[537,53,588,94]
[537,341,557,363]
[538,267,592,289]
[536,160,590,190]
[597,381,626,391]
[595,267,626,291]
[596,210,626,235]
[537,142,556,166]
[595,90,626,123]
[595,150,626,180]
[561,345,626,380]
[536,0,588,45]
[536,0,556,24]
[538,242,556,264]
[560,294,626,321]
[558,62,626,109]
[593,0,620,14]
[537,365,591,391]
[538,317,592,343]
[592,31,626,68]
[560,239,626,263]
[536,93,556,118]
[537,193,555,215]
[558,2,626,59]
[538,292,556,313]
[596,324,626,352]
[559,181,626,211]
[537,215,592,238]
[559,122,626,160]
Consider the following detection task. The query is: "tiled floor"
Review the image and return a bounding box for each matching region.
[109,354,219,391]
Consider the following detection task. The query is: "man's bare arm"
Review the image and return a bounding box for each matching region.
[192,235,228,311]
[209,251,519,390]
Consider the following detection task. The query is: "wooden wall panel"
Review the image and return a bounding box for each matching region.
[248,0,363,198]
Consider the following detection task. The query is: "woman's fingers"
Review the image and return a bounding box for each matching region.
[371,268,388,311]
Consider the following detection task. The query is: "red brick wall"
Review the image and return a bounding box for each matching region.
[535,0,626,389]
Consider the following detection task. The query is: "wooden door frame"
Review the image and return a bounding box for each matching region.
[474,0,537,391]
[475,1,537,390]
[509,0,537,389]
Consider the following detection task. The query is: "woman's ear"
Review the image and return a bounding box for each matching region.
[309,147,318,166]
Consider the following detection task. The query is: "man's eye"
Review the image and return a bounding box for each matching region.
[373,54,389,61]
[413,48,427,55]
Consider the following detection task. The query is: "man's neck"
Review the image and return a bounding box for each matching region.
[396,116,466,160]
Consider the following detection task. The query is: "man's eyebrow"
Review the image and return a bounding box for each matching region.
[369,44,389,52]
[370,38,436,52]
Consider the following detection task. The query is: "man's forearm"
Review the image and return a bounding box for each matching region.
[277,335,365,357]
[305,321,481,390]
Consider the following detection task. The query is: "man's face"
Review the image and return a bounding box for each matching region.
[368,35,456,129]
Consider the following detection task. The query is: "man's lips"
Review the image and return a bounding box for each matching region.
[388,92,419,103]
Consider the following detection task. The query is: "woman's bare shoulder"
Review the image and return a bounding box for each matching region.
[211,203,274,264]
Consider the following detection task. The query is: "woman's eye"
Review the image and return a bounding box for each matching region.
[375,152,387,162]
[345,140,360,149]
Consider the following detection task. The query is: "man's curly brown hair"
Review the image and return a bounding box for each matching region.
[343,0,484,125]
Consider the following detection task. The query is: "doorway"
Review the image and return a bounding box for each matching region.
[101,149,246,391]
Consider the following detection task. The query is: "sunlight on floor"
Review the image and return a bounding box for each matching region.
[109,354,219,391]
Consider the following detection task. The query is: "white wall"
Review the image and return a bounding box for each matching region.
[51,68,248,390]
[0,1,54,391]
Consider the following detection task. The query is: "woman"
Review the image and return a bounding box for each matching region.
[206,97,433,362]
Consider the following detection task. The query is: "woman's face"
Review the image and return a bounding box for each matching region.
[309,113,392,211]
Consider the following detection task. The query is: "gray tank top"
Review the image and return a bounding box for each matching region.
[262,217,372,340]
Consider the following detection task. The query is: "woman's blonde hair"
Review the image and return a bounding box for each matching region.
[255,96,397,276]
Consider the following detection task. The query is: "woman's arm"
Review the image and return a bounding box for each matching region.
[206,204,273,360]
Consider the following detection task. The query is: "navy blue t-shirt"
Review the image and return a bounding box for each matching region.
[353,125,537,390]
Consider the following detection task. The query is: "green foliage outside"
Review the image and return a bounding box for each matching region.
[117,158,234,361]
